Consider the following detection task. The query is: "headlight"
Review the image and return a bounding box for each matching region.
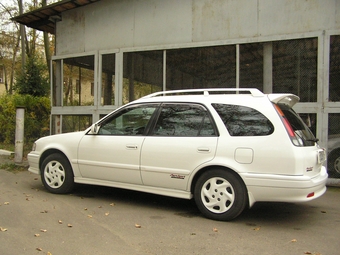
[32,143,36,151]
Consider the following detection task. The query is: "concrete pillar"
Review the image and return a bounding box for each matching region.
[263,42,273,94]
[15,107,25,164]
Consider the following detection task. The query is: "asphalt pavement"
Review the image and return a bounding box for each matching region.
[0,152,340,255]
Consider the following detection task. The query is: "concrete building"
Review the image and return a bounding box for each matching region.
[13,0,340,152]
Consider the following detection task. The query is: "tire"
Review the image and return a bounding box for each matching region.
[194,169,248,221]
[41,153,75,194]
[327,150,340,178]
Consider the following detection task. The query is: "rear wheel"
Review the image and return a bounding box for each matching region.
[41,153,75,194]
[194,169,247,221]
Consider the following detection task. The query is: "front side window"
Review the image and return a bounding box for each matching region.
[98,104,157,135]
[212,104,274,136]
[152,104,216,136]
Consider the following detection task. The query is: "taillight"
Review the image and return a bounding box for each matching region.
[274,104,302,146]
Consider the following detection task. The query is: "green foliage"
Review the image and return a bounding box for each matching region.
[0,94,50,144]
[14,55,50,97]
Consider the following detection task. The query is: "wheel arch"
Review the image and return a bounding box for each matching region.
[190,165,250,207]
[39,149,69,170]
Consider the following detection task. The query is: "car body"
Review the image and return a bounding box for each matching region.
[28,88,328,221]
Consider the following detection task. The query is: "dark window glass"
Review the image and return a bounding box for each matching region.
[279,105,316,146]
[98,105,157,135]
[152,104,216,136]
[212,104,274,136]
[272,38,317,102]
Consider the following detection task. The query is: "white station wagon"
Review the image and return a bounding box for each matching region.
[28,89,328,221]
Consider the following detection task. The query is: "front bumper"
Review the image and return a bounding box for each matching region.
[27,151,40,175]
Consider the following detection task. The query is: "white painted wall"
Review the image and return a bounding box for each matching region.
[56,0,340,55]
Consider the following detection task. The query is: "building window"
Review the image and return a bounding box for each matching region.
[123,51,163,104]
[272,38,317,102]
[166,45,236,90]
[62,55,95,106]
[101,53,115,105]
[329,35,340,102]
[239,43,264,91]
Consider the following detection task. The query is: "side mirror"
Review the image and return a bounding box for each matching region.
[90,123,100,134]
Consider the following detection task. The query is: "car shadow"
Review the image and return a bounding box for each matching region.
[68,184,322,224]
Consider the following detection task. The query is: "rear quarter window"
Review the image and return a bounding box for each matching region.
[212,104,274,136]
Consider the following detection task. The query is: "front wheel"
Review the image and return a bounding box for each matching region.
[194,169,248,221]
[41,153,75,194]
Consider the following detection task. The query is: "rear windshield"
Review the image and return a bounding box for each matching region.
[279,104,317,146]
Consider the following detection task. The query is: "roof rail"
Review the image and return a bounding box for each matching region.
[141,88,264,99]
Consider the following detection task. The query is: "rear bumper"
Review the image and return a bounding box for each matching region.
[27,152,40,175]
[242,166,328,206]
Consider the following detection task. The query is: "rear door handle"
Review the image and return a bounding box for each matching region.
[126,145,138,150]
[197,147,210,153]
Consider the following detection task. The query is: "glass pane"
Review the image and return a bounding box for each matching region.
[99,105,157,135]
[329,35,340,102]
[101,54,115,105]
[63,55,95,106]
[166,45,236,90]
[123,51,163,104]
[62,115,92,133]
[272,38,317,102]
[212,104,274,136]
[239,43,263,90]
[152,104,216,137]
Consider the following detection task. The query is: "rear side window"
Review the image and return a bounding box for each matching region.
[212,104,274,136]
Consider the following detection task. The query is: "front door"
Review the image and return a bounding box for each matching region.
[78,104,158,184]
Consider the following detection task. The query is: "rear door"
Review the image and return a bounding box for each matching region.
[141,103,218,190]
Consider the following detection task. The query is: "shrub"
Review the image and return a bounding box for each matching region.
[0,94,50,144]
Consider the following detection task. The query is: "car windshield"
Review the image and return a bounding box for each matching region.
[279,104,317,146]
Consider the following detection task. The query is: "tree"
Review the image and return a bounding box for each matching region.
[15,54,49,96]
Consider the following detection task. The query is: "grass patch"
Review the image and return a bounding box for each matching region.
[0,162,28,173]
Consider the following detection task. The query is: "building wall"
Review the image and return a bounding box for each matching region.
[56,0,340,55]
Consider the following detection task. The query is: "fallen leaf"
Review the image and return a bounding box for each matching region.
[304,252,312,254]
[67,224,73,228]
[34,234,40,237]
[110,203,115,206]
[84,208,88,211]
[213,228,218,232]
[40,229,47,232]
[47,252,52,255]
[253,227,261,231]
[4,202,9,205]
[58,220,63,224]
[290,239,297,243]
[321,210,327,213]
[105,212,109,216]
[0,227,8,232]
[190,232,196,235]
[98,206,102,208]
[40,210,48,213]
[135,224,141,228]
[36,248,43,251]
[87,215,93,218]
